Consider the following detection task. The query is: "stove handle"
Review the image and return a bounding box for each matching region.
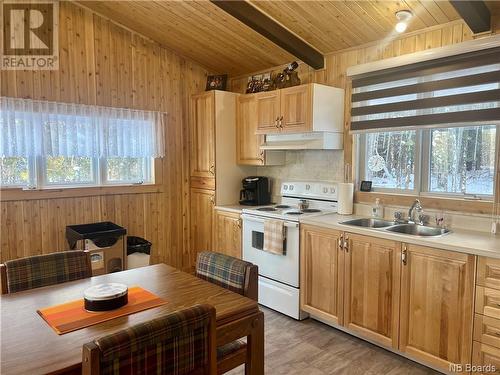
[241,214,299,228]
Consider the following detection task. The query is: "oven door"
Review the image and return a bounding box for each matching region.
[241,214,300,288]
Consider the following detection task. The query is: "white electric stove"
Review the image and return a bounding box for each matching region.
[241,181,338,320]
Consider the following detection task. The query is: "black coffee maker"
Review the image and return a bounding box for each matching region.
[239,177,271,206]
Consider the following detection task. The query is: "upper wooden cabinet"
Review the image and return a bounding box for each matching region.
[399,244,475,372]
[343,233,401,349]
[213,209,242,259]
[188,90,253,203]
[255,90,281,134]
[236,94,285,166]
[280,84,311,132]
[190,91,215,179]
[300,225,344,326]
[255,83,344,135]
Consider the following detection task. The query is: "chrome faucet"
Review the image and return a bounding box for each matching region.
[408,199,423,224]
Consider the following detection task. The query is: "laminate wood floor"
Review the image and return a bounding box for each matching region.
[228,307,439,375]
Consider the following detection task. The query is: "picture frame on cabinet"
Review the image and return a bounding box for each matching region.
[206,74,227,91]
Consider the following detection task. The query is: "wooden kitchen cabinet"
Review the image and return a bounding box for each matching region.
[280,84,311,133]
[343,233,401,349]
[255,83,344,135]
[236,94,284,166]
[255,90,281,134]
[399,244,475,371]
[189,188,215,264]
[190,91,215,181]
[472,342,500,374]
[300,225,344,326]
[213,209,242,259]
[478,257,500,290]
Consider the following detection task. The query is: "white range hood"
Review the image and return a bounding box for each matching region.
[260,132,343,150]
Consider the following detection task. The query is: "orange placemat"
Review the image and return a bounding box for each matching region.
[37,286,167,335]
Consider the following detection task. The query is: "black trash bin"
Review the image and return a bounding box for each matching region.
[127,236,151,269]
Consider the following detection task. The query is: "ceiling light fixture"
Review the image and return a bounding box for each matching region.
[395,10,412,33]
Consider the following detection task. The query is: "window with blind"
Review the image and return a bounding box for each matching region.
[0,97,165,189]
[352,46,499,198]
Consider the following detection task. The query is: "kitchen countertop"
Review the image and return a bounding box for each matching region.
[214,204,246,214]
[300,213,500,259]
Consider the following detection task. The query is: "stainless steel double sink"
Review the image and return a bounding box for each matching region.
[339,218,451,237]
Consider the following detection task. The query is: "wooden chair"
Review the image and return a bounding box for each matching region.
[82,304,217,375]
[0,250,92,294]
[195,251,258,374]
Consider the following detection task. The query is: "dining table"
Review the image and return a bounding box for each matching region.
[0,263,264,375]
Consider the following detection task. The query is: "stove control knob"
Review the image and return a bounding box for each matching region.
[323,187,328,193]
[330,187,336,194]
[290,185,294,191]
[283,185,288,190]
[306,184,310,190]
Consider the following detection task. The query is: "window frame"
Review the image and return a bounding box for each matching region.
[358,130,422,195]
[101,157,154,186]
[0,155,155,190]
[357,124,498,201]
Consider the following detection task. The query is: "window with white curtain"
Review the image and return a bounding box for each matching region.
[0,97,165,189]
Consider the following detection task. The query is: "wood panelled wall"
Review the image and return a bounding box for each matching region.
[230,19,500,214]
[0,2,208,269]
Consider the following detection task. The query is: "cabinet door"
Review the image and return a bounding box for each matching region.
[255,91,280,134]
[190,92,215,179]
[190,188,215,267]
[213,210,242,259]
[280,84,311,133]
[343,233,401,349]
[236,94,265,165]
[399,244,475,371]
[472,342,500,374]
[300,225,344,325]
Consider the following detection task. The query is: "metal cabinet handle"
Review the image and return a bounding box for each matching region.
[343,234,349,253]
[402,245,408,265]
[275,116,280,128]
[209,164,215,175]
[279,115,284,129]
[209,195,215,205]
[237,218,242,229]
[338,233,344,252]
[259,151,265,164]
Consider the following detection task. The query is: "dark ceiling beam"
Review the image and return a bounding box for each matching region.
[210,0,324,70]
[450,1,491,34]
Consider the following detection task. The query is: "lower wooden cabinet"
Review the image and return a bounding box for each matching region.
[343,233,401,349]
[472,341,500,374]
[300,225,344,326]
[300,225,477,372]
[213,209,242,259]
[399,244,475,371]
[189,188,215,267]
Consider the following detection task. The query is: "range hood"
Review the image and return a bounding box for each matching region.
[260,132,343,151]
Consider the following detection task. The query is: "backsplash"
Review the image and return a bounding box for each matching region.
[259,150,344,199]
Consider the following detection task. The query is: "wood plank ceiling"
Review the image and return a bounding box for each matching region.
[80,1,465,76]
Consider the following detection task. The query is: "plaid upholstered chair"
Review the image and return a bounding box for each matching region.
[82,304,217,375]
[195,251,258,374]
[0,250,92,294]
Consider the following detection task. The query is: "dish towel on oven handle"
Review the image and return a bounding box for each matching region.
[263,219,286,255]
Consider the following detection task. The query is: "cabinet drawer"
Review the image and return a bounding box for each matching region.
[476,287,500,319]
[478,257,500,290]
[472,341,500,374]
[474,314,500,349]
